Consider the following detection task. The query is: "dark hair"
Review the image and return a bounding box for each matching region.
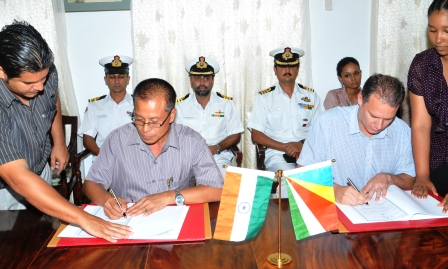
[133,78,176,112]
[336,57,360,77]
[0,20,54,78]
[428,0,448,16]
[361,74,405,107]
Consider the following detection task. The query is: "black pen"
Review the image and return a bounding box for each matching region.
[108,188,127,218]
[347,178,369,206]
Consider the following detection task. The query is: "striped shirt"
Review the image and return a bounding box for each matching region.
[86,122,224,201]
[0,67,58,176]
[297,105,415,188]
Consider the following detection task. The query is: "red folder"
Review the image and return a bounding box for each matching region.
[48,203,210,247]
[337,192,448,233]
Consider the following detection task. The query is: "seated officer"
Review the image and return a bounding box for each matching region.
[297,74,415,205]
[248,47,323,197]
[78,55,134,158]
[175,56,244,176]
[84,78,223,219]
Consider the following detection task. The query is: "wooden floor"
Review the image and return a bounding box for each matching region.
[2,200,448,269]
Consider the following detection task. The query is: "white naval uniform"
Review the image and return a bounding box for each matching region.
[248,82,323,198]
[248,82,323,170]
[78,93,134,159]
[175,91,244,175]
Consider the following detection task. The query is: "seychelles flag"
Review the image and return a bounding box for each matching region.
[214,166,274,241]
[284,160,339,240]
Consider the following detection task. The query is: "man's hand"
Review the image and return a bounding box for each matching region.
[50,144,69,174]
[126,192,172,217]
[80,213,133,243]
[437,194,448,213]
[361,173,392,202]
[412,177,438,199]
[103,196,128,220]
[282,142,303,157]
[334,184,367,205]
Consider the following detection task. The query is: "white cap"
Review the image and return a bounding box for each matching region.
[269,47,304,58]
[99,55,133,67]
[185,56,220,75]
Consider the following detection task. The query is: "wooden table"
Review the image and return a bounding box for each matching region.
[3,200,448,269]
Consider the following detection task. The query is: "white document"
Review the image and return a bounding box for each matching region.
[337,185,448,224]
[58,204,189,240]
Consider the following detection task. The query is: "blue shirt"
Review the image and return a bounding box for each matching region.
[297,105,415,188]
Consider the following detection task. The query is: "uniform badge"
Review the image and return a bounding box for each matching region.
[281,47,293,60]
[301,96,311,102]
[111,55,122,67]
[212,110,225,117]
[126,111,133,117]
[298,103,314,110]
[196,56,208,69]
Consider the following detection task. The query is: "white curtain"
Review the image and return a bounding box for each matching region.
[131,0,311,169]
[0,0,79,118]
[370,0,432,125]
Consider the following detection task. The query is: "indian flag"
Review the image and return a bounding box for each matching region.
[284,160,339,240]
[214,166,274,241]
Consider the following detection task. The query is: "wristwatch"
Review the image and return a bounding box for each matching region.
[174,188,185,206]
[216,144,222,154]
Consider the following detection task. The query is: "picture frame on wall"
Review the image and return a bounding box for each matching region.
[64,0,131,12]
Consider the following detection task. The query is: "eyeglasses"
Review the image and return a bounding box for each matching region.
[132,109,173,128]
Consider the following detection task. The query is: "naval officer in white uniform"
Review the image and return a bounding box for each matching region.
[175,56,244,176]
[78,55,134,160]
[248,47,323,197]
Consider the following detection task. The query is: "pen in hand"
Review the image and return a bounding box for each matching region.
[347,178,369,206]
[108,188,127,218]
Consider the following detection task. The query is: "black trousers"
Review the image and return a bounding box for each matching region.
[431,162,448,197]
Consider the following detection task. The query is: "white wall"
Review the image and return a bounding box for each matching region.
[66,10,133,117]
[65,1,371,173]
[66,10,133,172]
[309,0,371,99]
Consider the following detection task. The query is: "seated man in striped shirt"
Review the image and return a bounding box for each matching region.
[297,74,415,205]
[84,78,223,219]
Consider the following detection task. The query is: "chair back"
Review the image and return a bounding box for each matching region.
[52,115,78,201]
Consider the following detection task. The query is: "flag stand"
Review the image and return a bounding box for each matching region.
[267,170,292,267]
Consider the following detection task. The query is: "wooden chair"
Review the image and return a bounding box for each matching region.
[255,143,266,170]
[230,145,243,167]
[255,143,276,193]
[255,143,300,193]
[52,116,79,202]
[72,148,92,205]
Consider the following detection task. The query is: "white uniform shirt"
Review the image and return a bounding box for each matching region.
[175,91,244,163]
[78,93,134,150]
[247,83,323,167]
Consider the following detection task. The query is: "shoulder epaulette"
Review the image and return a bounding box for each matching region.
[88,95,106,103]
[176,93,190,103]
[217,92,233,100]
[298,83,314,92]
[258,86,276,95]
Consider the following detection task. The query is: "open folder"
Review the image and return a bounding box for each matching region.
[337,185,448,232]
[48,203,211,247]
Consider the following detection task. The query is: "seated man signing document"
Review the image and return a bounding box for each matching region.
[84,78,223,219]
[297,74,415,205]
